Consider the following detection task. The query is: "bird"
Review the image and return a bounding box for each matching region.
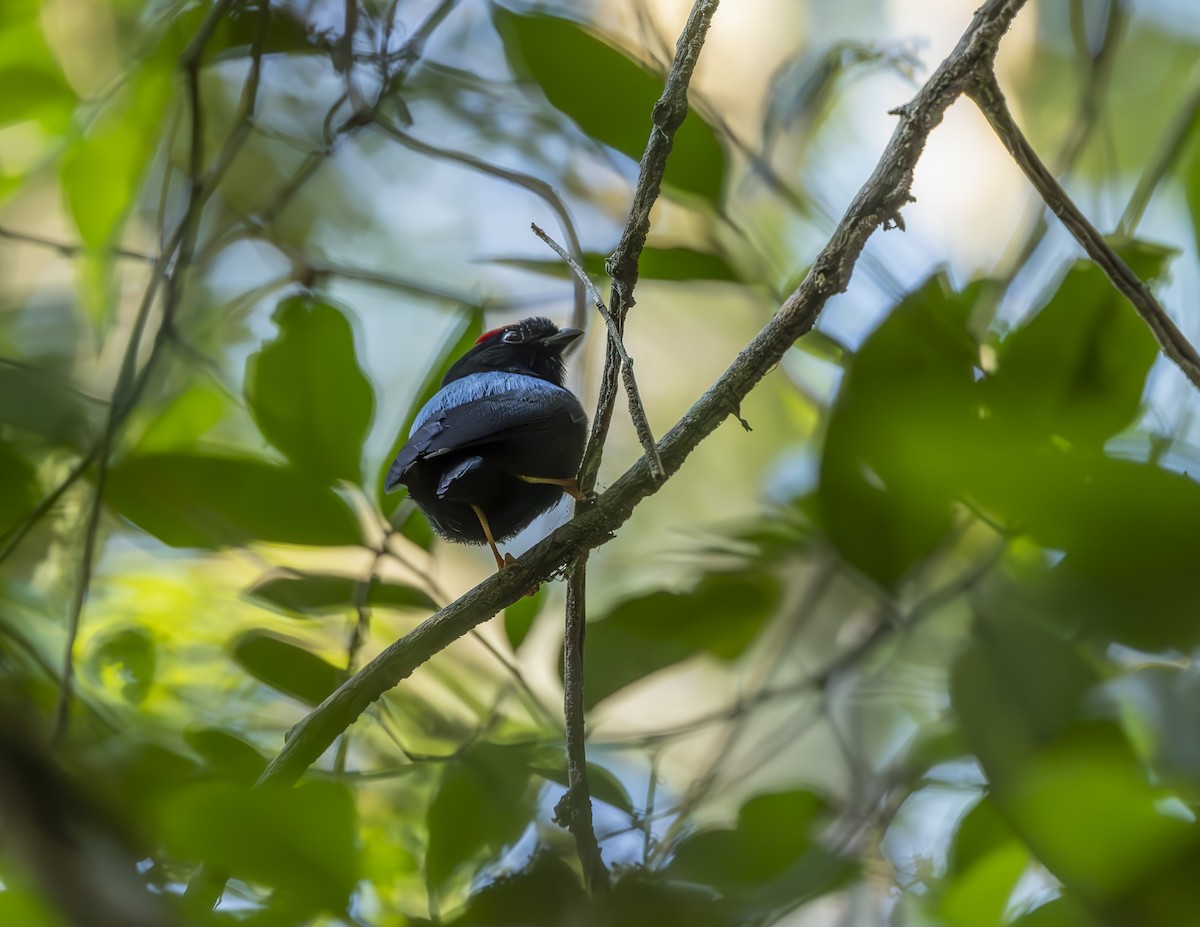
[385,316,588,571]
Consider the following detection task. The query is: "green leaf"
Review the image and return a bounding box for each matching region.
[504,584,546,650]
[426,741,533,895]
[158,779,358,913]
[818,276,979,586]
[0,1,74,133]
[1001,726,1200,911]
[246,296,375,485]
[444,853,586,926]
[669,790,827,887]
[985,242,1171,448]
[1010,897,1102,927]
[133,384,227,452]
[85,626,156,704]
[498,247,741,283]
[0,886,62,927]
[941,799,1027,927]
[493,9,726,202]
[667,790,855,912]
[105,452,361,548]
[0,363,93,445]
[581,571,780,710]
[951,616,1200,916]
[970,449,1200,650]
[940,839,1028,927]
[378,307,484,504]
[0,442,38,532]
[950,615,1100,782]
[183,726,267,782]
[232,630,343,705]
[60,48,172,326]
[248,571,436,615]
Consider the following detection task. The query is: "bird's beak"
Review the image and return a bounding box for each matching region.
[544,327,583,351]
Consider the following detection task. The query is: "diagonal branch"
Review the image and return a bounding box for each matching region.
[968,71,1200,391]
[253,0,1030,792]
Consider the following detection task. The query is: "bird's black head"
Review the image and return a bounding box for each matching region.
[442,316,582,387]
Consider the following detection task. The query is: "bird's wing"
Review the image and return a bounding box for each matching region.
[385,387,584,492]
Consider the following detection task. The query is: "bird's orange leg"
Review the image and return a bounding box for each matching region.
[470,504,513,571]
[516,475,586,501]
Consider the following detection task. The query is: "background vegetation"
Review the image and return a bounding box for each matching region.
[2,0,1200,925]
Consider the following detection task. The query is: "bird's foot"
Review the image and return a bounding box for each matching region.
[499,553,540,597]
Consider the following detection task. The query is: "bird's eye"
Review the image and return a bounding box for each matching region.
[501,329,523,344]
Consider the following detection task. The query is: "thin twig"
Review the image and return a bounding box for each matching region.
[579,0,722,494]
[968,70,1200,391]
[530,222,664,479]
[552,559,609,893]
[0,226,155,263]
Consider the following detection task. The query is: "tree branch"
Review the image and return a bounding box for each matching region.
[552,560,609,894]
[578,0,721,494]
[254,0,1030,792]
[967,70,1200,391]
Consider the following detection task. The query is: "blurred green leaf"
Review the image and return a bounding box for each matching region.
[1009,897,1102,927]
[0,884,63,927]
[233,630,343,705]
[1108,665,1200,784]
[248,571,436,615]
[951,615,1100,781]
[105,452,361,548]
[946,797,1015,879]
[940,839,1027,927]
[499,247,741,283]
[0,363,93,445]
[952,616,1200,917]
[669,790,826,887]
[59,48,172,325]
[442,853,586,926]
[0,1,74,133]
[667,790,855,913]
[426,741,533,895]
[159,779,357,913]
[493,9,726,202]
[985,243,1171,448]
[581,571,779,710]
[504,583,546,650]
[378,307,484,504]
[0,442,38,531]
[1004,726,1200,916]
[183,726,267,782]
[85,626,156,704]
[941,799,1026,927]
[134,384,227,452]
[246,296,375,485]
[819,275,979,586]
[970,449,1200,650]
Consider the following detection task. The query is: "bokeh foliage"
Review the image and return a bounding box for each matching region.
[3,1,1200,925]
